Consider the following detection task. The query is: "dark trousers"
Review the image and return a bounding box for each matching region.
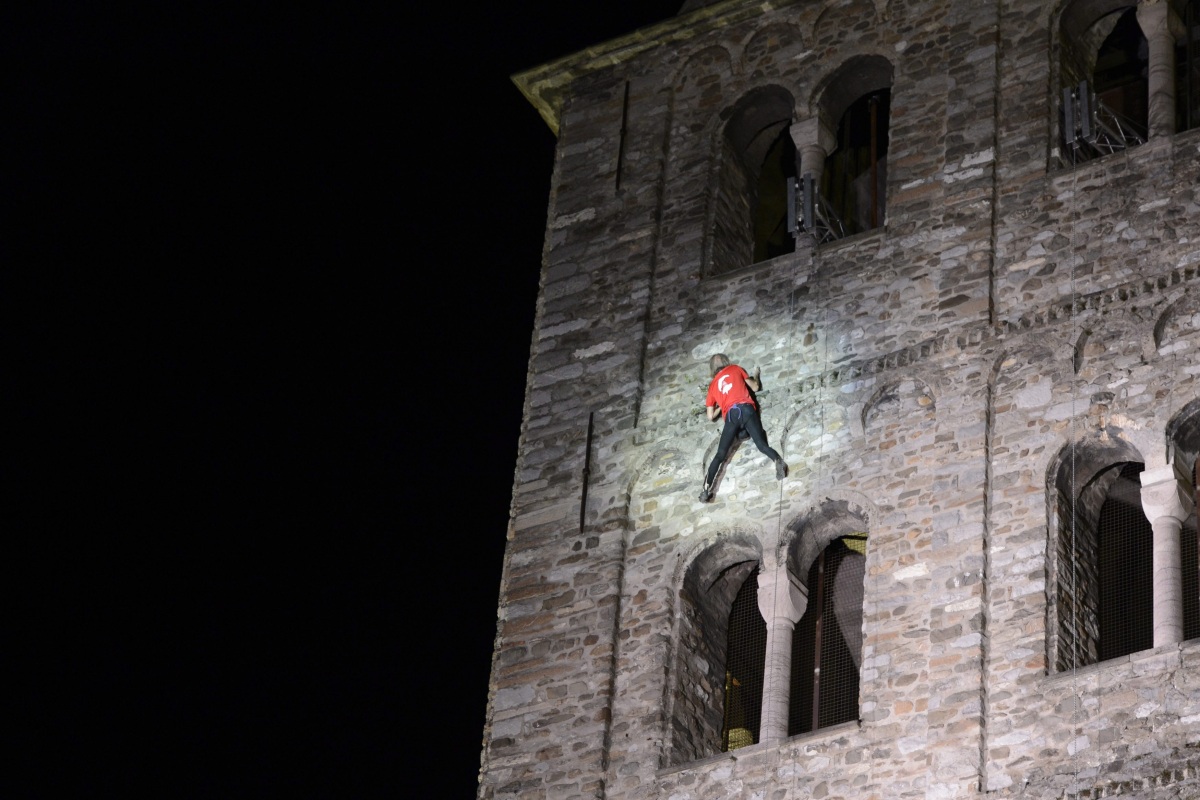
[704,403,781,489]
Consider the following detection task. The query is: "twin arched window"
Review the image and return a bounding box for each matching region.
[673,526,868,763]
[708,58,893,276]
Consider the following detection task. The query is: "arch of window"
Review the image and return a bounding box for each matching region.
[670,536,764,763]
[709,85,797,275]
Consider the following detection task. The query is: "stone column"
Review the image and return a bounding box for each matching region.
[789,118,837,196]
[1140,460,1195,647]
[756,565,808,743]
[1136,0,1183,139]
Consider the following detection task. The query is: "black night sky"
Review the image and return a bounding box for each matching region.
[14,2,684,797]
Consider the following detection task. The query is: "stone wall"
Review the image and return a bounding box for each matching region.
[483,1,1200,797]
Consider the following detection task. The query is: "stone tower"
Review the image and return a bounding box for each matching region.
[480,1,1200,798]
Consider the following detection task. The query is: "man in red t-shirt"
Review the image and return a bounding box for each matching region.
[700,353,787,502]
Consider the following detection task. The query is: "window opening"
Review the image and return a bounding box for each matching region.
[672,551,761,764]
[709,87,796,275]
[1181,0,1200,131]
[1094,462,1153,660]
[821,91,889,237]
[788,535,865,735]
[1182,495,1199,640]
[1061,7,1148,164]
[1061,460,1160,667]
[752,126,798,263]
[1188,457,1200,639]
[722,571,766,750]
[1093,8,1149,135]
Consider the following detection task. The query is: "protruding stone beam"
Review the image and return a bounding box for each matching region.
[756,565,808,743]
[1136,0,1185,139]
[1141,458,1195,647]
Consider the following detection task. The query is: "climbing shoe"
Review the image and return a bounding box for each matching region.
[775,458,788,480]
[698,487,713,503]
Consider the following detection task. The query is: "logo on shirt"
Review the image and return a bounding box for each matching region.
[718,374,733,394]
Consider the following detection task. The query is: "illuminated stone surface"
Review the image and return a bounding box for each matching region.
[484,1,1200,798]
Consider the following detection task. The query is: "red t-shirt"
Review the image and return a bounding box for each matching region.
[706,365,755,416]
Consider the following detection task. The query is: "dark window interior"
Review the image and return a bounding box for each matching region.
[822,91,889,237]
[1095,462,1153,660]
[1181,0,1200,131]
[752,126,797,263]
[1093,8,1148,139]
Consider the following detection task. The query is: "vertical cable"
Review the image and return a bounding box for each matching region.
[1067,136,1082,800]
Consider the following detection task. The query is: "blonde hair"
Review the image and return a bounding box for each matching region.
[709,353,731,376]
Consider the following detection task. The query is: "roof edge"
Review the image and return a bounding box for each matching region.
[511,0,802,136]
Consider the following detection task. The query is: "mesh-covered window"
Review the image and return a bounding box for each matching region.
[1188,458,1200,640]
[672,550,761,765]
[1088,459,1200,649]
[1183,502,1199,641]
[788,535,865,735]
[1058,459,1200,665]
[722,572,766,750]
[1095,462,1153,660]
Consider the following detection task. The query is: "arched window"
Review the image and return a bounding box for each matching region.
[1060,4,1148,161]
[1054,409,1200,672]
[1059,0,1199,164]
[799,55,893,242]
[822,90,889,237]
[1093,461,1153,661]
[670,541,763,763]
[722,571,766,750]
[751,126,799,263]
[1094,8,1149,138]
[710,87,796,275]
[788,534,865,735]
[1167,400,1200,639]
[785,503,869,735]
[1053,438,1152,669]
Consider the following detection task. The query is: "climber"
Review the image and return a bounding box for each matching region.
[699,353,787,502]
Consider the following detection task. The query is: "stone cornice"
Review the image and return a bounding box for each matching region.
[628,262,1200,447]
[787,262,1200,397]
[511,0,804,135]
